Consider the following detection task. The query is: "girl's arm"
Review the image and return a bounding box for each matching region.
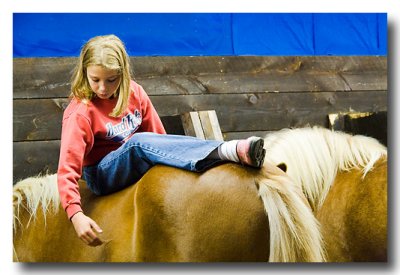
[58,112,104,246]
[57,112,94,220]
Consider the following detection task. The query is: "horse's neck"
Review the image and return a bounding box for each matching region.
[264,127,387,211]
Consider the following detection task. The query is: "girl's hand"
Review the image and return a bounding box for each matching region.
[70,212,103,246]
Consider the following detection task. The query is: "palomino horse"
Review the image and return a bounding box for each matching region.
[13,127,386,262]
[13,161,324,262]
[263,127,387,262]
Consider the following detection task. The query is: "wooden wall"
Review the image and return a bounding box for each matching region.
[13,56,387,183]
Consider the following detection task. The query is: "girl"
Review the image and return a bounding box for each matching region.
[57,34,266,246]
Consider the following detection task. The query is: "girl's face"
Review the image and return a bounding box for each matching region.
[87,65,121,99]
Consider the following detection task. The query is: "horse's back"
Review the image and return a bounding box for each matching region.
[14,164,271,262]
[132,163,270,262]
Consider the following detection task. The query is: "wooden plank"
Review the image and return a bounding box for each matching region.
[297,56,387,73]
[13,140,61,183]
[151,91,388,132]
[137,76,206,96]
[180,110,224,141]
[13,98,68,142]
[341,72,387,91]
[144,70,388,96]
[198,110,224,141]
[14,56,387,79]
[15,70,355,98]
[14,56,387,99]
[13,58,76,99]
[14,70,387,102]
[196,72,351,94]
[180,112,206,139]
[132,56,387,76]
[13,91,387,142]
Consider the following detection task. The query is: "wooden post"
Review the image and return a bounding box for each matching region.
[181,112,206,139]
[181,110,224,141]
[198,111,224,141]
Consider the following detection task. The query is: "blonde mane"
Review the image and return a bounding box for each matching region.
[263,126,387,211]
[13,174,59,230]
[257,163,326,262]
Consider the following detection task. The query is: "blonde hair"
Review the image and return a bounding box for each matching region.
[263,126,387,211]
[71,35,132,117]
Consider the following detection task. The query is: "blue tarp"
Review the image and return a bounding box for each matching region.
[13,13,387,57]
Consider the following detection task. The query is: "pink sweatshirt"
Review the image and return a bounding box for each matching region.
[57,80,166,219]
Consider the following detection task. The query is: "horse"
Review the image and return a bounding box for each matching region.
[14,126,386,262]
[13,161,325,262]
[262,126,387,262]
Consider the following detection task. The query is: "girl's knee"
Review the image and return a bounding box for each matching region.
[127,132,154,144]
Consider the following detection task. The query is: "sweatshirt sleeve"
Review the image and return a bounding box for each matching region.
[136,84,166,134]
[57,112,94,220]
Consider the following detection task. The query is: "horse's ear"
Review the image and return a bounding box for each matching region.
[277,163,287,173]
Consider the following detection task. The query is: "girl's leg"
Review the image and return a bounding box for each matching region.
[83,132,265,196]
[83,133,223,195]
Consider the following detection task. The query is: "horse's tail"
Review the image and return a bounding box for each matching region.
[256,162,326,262]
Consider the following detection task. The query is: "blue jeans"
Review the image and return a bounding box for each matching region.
[82,132,224,195]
